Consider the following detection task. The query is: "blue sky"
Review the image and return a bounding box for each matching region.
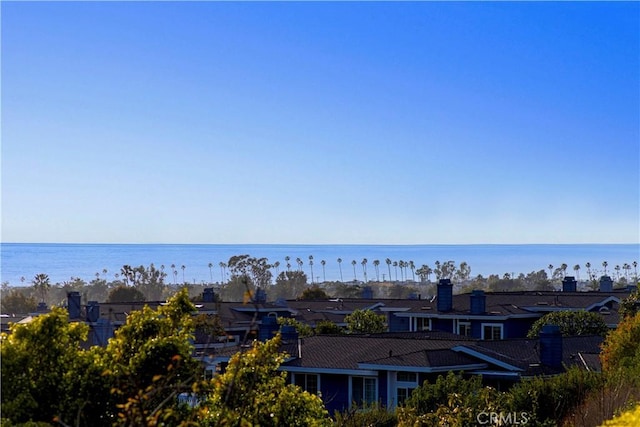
[2,1,639,244]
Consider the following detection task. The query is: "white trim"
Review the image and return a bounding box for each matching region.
[280,366,379,376]
[410,317,432,332]
[481,323,503,340]
[394,313,540,320]
[357,363,488,372]
[452,346,524,372]
[349,375,378,408]
[292,372,321,394]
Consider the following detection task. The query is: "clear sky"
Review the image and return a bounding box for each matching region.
[2,1,639,244]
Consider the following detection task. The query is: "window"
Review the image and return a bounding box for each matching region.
[412,317,431,331]
[395,372,418,405]
[481,323,503,340]
[293,373,319,394]
[457,321,472,337]
[351,376,377,406]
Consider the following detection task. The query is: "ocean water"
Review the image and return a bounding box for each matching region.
[1,243,638,286]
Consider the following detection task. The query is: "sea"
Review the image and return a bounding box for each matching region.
[1,243,638,287]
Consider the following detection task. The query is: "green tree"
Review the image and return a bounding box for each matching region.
[398,372,503,426]
[32,273,51,304]
[526,310,609,338]
[272,270,308,300]
[506,367,603,425]
[106,285,146,303]
[227,255,273,289]
[299,285,330,300]
[620,288,640,319]
[0,307,101,425]
[344,309,386,334]
[198,334,331,426]
[600,312,640,374]
[103,289,201,425]
[135,263,167,300]
[1,289,38,314]
[277,316,314,338]
[315,320,342,335]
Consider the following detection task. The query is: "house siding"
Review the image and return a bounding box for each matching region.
[319,374,350,414]
[388,312,410,332]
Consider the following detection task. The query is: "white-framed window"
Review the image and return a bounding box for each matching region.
[395,371,418,405]
[481,323,503,340]
[350,376,378,406]
[292,373,320,395]
[457,321,472,337]
[411,317,431,332]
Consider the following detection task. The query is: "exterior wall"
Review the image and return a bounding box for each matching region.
[432,318,454,333]
[503,317,538,339]
[320,373,350,414]
[388,313,410,332]
[377,370,388,407]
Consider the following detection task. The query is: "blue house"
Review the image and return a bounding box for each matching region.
[206,327,603,414]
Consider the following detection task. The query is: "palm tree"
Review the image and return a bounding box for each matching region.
[393,261,399,281]
[208,262,214,282]
[361,258,368,283]
[296,258,303,272]
[32,273,51,303]
[561,263,568,278]
[274,261,280,277]
[285,256,291,272]
[573,264,580,281]
[181,265,186,283]
[633,261,638,283]
[321,260,326,283]
[171,264,177,285]
[351,260,357,281]
[373,260,380,281]
[602,261,608,276]
[409,261,416,282]
[309,255,314,284]
[337,258,343,282]
[614,265,621,281]
[585,262,592,281]
[622,263,630,282]
[386,258,392,282]
[219,262,226,283]
[398,260,405,282]
[547,264,554,279]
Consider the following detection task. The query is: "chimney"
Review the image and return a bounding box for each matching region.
[86,301,100,322]
[562,276,577,292]
[599,275,613,292]
[470,290,486,315]
[202,288,216,303]
[93,318,114,346]
[258,316,278,341]
[281,324,299,342]
[361,286,373,299]
[253,288,267,304]
[67,291,82,319]
[539,325,563,368]
[437,279,453,312]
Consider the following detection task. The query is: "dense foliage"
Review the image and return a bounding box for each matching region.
[344,309,387,334]
[196,335,331,426]
[526,310,610,338]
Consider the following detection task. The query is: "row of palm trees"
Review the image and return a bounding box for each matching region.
[547,261,638,282]
[84,259,637,287]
